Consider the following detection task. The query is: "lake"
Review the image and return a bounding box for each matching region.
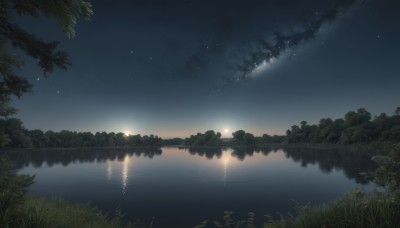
[6,146,381,227]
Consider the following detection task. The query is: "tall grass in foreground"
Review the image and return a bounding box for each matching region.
[267,190,400,228]
[196,190,400,228]
[22,196,144,228]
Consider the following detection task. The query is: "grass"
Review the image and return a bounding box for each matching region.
[16,196,144,228]
[195,190,400,228]
[267,190,400,228]
[20,192,400,228]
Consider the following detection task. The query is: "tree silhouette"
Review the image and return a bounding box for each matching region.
[395,107,400,116]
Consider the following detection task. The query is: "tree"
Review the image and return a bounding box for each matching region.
[184,130,222,146]
[344,108,371,127]
[244,132,255,145]
[395,107,400,116]
[0,0,92,147]
[28,129,47,148]
[232,130,246,144]
[0,158,34,226]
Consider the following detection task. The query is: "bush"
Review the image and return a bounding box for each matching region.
[0,157,34,227]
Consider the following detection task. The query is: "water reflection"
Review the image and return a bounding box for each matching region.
[283,147,378,184]
[107,160,113,180]
[1,146,379,185]
[122,154,131,194]
[183,146,378,184]
[0,147,162,169]
[4,146,383,228]
[187,147,223,159]
[221,152,231,186]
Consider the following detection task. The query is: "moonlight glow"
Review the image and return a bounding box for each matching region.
[124,130,132,136]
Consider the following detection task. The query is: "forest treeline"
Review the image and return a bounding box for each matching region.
[286,107,400,144]
[0,107,399,148]
[0,118,163,148]
[184,107,400,146]
[183,130,285,146]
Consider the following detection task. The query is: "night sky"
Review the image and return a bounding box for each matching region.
[12,0,400,138]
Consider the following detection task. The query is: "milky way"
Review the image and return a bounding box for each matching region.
[228,0,363,84]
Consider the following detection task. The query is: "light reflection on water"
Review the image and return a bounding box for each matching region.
[121,154,130,194]
[221,152,231,186]
[106,154,132,194]
[106,160,112,180]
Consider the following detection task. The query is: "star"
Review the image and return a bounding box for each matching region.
[37,77,40,81]
[57,90,60,94]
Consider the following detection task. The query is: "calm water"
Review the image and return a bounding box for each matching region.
[7,147,380,227]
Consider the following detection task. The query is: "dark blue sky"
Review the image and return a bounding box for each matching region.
[12,0,400,138]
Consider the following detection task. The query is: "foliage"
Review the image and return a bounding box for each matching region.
[286,108,400,145]
[0,120,172,148]
[24,130,162,148]
[232,130,255,146]
[22,196,144,228]
[0,157,34,227]
[162,137,185,146]
[258,134,286,145]
[184,130,222,146]
[195,190,400,228]
[371,145,400,193]
[265,190,400,228]
[195,211,256,228]
[0,118,32,148]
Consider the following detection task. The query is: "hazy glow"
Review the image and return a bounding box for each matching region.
[222,128,231,138]
[122,154,131,194]
[124,130,132,136]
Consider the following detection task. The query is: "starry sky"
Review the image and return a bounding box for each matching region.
[11,0,400,138]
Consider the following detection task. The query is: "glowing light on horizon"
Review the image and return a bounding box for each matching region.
[222,128,231,138]
[124,130,132,136]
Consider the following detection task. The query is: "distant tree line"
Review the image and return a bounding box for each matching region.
[0,118,162,148]
[162,138,185,146]
[286,107,400,144]
[184,130,222,146]
[231,130,285,145]
[1,107,399,149]
[183,129,285,146]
